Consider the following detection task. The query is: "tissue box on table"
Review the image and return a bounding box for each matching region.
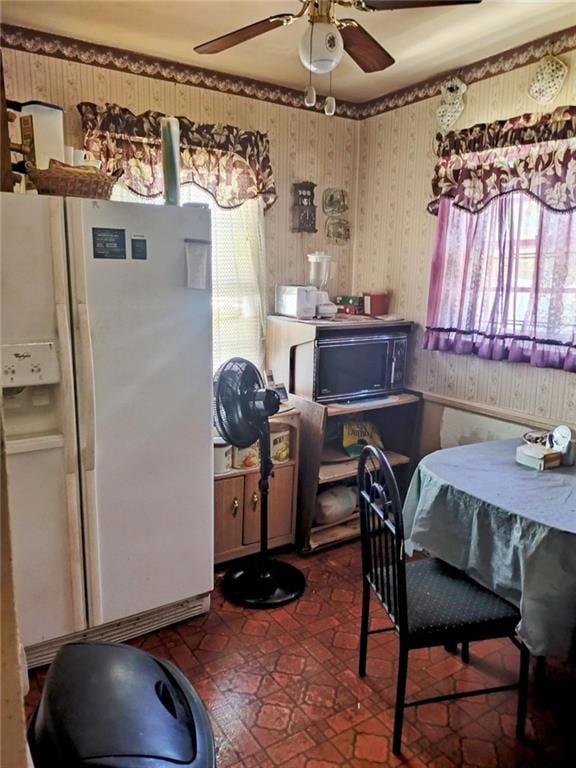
[516,443,562,471]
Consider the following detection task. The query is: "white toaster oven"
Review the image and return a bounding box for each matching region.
[275,285,317,320]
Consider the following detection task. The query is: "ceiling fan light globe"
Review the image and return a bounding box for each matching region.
[299,22,344,74]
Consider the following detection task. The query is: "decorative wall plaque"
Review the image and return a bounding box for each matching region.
[291,181,317,233]
[436,76,467,133]
[529,55,568,104]
[326,216,350,244]
[322,188,348,215]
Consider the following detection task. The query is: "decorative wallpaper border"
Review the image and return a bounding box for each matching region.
[358,25,576,120]
[1,22,575,120]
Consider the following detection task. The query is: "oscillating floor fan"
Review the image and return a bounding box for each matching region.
[213,357,306,608]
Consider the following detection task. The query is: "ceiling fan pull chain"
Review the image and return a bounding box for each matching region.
[325,71,336,116]
[304,21,317,107]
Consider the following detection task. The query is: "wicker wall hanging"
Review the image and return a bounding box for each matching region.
[528,55,568,104]
[436,76,467,134]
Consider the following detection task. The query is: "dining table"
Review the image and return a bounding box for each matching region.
[403,438,576,661]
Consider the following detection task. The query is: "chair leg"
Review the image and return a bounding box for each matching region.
[461,641,470,664]
[358,579,371,678]
[534,655,548,706]
[516,642,530,739]
[392,646,409,756]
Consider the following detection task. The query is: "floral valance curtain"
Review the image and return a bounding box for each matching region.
[77,102,277,210]
[428,105,576,215]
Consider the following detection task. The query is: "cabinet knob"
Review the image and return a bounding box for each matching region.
[232,497,239,516]
[251,491,259,509]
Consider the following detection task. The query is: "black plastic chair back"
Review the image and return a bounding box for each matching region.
[357,445,408,636]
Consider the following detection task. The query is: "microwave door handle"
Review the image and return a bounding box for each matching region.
[318,336,392,348]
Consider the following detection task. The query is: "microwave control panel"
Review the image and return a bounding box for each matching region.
[390,337,407,389]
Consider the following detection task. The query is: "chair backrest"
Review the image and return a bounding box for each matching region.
[357,445,408,635]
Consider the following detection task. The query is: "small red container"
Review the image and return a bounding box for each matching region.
[363,291,390,316]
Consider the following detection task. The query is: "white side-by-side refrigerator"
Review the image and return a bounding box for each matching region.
[1,193,214,664]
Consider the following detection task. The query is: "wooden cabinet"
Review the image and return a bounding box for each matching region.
[290,393,421,554]
[242,472,261,545]
[214,409,300,564]
[214,475,244,555]
[242,465,295,545]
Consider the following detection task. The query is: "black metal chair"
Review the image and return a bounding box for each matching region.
[357,445,530,756]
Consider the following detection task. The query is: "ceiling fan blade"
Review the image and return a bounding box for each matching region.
[340,22,395,73]
[362,0,482,9]
[194,16,287,54]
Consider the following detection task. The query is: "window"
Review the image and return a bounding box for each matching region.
[425,193,575,371]
[112,183,265,370]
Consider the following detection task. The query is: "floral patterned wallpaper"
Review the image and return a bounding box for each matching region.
[1,47,359,308]
[3,42,576,425]
[354,50,576,427]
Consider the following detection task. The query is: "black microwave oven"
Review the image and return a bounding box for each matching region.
[266,317,411,404]
[313,330,408,403]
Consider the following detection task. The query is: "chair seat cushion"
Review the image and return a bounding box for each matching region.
[405,558,520,645]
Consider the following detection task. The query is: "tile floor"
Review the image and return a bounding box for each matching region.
[26,543,574,767]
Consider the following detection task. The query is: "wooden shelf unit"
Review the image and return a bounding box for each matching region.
[213,408,300,565]
[309,516,362,549]
[290,393,421,554]
[318,451,409,485]
[325,393,419,416]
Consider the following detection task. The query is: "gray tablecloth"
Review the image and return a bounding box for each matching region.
[403,438,576,659]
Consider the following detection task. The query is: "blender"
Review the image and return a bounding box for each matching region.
[307,252,337,318]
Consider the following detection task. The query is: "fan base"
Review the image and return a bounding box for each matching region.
[221,559,306,609]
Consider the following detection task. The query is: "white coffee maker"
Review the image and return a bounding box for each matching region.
[307,252,337,318]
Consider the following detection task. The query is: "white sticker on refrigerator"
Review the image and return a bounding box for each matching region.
[92,228,126,259]
[184,239,210,289]
[131,236,148,260]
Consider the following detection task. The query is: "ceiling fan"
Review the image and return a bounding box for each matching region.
[194,0,483,76]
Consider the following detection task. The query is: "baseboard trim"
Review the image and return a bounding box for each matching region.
[415,390,570,431]
[25,593,210,669]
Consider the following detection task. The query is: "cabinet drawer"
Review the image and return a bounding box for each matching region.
[243,465,294,545]
[214,476,244,558]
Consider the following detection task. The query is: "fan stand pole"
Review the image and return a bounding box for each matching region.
[220,423,306,609]
[258,424,272,558]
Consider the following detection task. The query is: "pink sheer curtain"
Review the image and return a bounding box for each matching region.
[425,194,576,372]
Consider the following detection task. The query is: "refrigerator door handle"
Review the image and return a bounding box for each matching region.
[77,303,96,472]
[56,303,87,628]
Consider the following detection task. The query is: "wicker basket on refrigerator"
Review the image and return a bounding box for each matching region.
[26,160,123,199]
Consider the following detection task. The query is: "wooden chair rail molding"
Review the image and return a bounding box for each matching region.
[418,390,574,432]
